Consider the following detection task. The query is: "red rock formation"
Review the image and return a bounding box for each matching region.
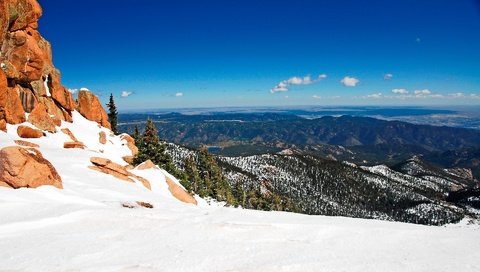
[18,85,38,112]
[17,125,43,138]
[89,157,151,190]
[0,146,62,189]
[0,86,26,124]
[121,134,138,156]
[165,176,197,205]
[0,0,110,130]
[27,103,56,132]
[77,90,111,129]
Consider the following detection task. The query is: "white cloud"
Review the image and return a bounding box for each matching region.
[340,76,359,87]
[470,93,480,99]
[271,73,327,93]
[414,89,432,95]
[384,73,393,80]
[68,88,78,94]
[80,87,90,92]
[392,88,408,94]
[121,91,133,98]
[312,95,321,99]
[318,74,327,80]
[366,93,382,99]
[175,92,184,97]
[449,92,465,98]
[287,77,304,85]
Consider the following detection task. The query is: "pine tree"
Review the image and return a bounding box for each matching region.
[184,155,202,193]
[196,146,235,205]
[134,119,174,171]
[106,93,118,134]
[133,125,141,146]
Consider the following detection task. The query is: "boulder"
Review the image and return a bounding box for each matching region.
[1,87,26,124]
[63,141,85,149]
[14,139,39,148]
[0,146,62,189]
[99,131,106,144]
[17,125,43,138]
[88,165,133,182]
[165,176,197,205]
[27,103,56,132]
[121,134,138,156]
[90,157,129,176]
[90,156,111,167]
[77,90,111,129]
[89,156,151,190]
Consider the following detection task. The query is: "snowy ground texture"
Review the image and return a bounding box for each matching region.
[1,112,480,272]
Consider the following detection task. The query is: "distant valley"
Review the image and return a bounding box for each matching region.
[117,107,480,225]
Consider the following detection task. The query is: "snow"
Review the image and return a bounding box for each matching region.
[1,113,480,271]
[44,75,51,97]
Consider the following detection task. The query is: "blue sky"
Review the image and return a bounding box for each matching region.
[38,0,480,110]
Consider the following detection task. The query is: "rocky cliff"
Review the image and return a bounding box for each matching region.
[0,0,110,130]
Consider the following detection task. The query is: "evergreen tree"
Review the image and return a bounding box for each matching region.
[133,125,141,147]
[106,93,118,134]
[134,119,174,172]
[184,155,202,193]
[196,146,236,205]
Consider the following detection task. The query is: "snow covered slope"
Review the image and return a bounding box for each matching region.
[0,113,479,271]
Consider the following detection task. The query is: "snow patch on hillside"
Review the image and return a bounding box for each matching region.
[0,113,479,271]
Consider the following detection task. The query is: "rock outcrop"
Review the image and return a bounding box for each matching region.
[89,157,151,190]
[165,175,197,205]
[77,90,111,129]
[27,103,56,132]
[0,0,109,130]
[121,134,138,156]
[0,146,62,189]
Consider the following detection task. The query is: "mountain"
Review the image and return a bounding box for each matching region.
[166,143,479,225]
[119,113,480,165]
[1,1,480,271]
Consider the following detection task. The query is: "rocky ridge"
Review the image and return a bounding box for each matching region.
[0,0,110,130]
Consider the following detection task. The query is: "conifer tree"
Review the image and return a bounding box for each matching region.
[134,119,174,172]
[133,125,141,146]
[106,93,118,134]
